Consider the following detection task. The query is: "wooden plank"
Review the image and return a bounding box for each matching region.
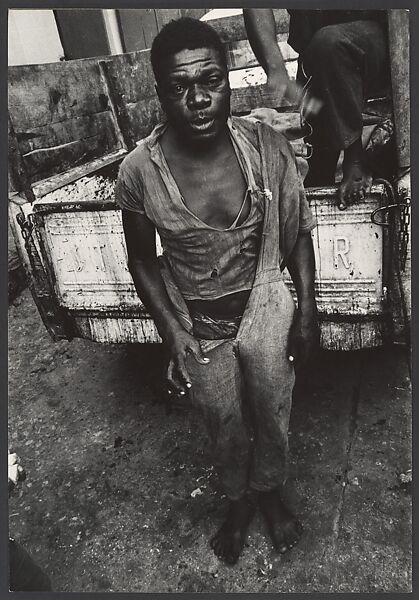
[8,56,124,183]
[126,98,163,143]
[118,9,147,51]
[73,316,161,344]
[226,34,297,71]
[118,8,159,52]
[31,148,126,199]
[100,52,160,148]
[319,320,388,351]
[8,59,115,131]
[98,60,129,151]
[8,114,35,201]
[141,8,159,49]
[54,9,110,59]
[155,8,182,31]
[180,8,211,21]
[20,112,121,182]
[101,51,156,105]
[231,84,299,114]
[388,10,410,168]
[205,8,289,42]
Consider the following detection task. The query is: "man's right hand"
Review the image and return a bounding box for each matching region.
[265,71,303,108]
[166,330,209,396]
[266,71,323,121]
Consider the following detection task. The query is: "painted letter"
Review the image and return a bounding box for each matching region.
[334,236,351,269]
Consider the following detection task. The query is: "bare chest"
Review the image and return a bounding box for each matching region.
[165,150,249,229]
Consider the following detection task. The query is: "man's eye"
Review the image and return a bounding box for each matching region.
[207,76,222,85]
[171,84,185,95]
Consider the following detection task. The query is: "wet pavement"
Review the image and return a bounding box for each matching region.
[8,289,412,592]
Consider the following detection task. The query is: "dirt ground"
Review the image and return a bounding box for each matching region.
[8,289,412,593]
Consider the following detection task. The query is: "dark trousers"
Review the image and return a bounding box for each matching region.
[9,539,51,591]
[299,20,388,185]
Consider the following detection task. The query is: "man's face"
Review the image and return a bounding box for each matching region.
[156,46,231,147]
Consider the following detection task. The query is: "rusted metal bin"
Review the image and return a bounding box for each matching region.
[10,172,394,351]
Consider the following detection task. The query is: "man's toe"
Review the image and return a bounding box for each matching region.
[337,188,348,210]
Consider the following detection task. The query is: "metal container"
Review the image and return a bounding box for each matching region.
[10,171,392,351]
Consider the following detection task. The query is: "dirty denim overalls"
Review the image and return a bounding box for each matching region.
[116,117,312,501]
[182,124,297,500]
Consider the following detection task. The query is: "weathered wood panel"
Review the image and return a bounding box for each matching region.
[155,8,182,31]
[125,98,163,145]
[226,33,297,69]
[8,115,34,200]
[8,60,114,129]
[99,51,160,149]
[8,58,123,183]
[205,8,289,42]
[181,8,211,21]
[54,9,110,59]
[102,51,156,104]
[8,13,298,186]
[31,149,126,199]
[388,9,410,168]
[74,316,161,344]
[231,83,298,114]
[19,112,120,182]
[319,319,388,351]
[118,8,159,52]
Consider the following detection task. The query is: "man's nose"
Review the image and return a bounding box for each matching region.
[187,84,210,109]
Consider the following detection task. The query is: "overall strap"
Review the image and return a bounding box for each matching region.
[256,123,281,272]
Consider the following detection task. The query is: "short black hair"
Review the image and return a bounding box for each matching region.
[151,17,227,83]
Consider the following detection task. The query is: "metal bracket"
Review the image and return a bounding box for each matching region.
[370,203,408,227]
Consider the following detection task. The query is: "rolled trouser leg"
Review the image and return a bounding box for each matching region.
[304,141,340,186]
[186,339,251,500]
[303,20,388,152]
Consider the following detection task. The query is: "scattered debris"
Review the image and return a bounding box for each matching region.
[43,174,116,205]
[399,470,412,484]
[191,488,203,498]
[113,436,133,448]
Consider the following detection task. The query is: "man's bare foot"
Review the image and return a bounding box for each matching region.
[210,495,256,564]
[259,488,303,553]
[337,139,372,210]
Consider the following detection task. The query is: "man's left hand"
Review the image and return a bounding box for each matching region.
[288,308,320,370]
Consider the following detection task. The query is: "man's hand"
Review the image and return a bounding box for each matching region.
[265,71,303,107]
[166,330,209,396]
[266,72,322,121]
[288,308,320,371]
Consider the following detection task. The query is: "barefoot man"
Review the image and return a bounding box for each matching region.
[243,9,388,209]
[116,17,318,564]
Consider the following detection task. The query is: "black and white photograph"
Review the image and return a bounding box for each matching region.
[7,4,412,593]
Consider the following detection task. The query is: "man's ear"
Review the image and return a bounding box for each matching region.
[155,83,162,104]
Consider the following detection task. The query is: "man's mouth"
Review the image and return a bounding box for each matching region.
[190,116,215,133]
